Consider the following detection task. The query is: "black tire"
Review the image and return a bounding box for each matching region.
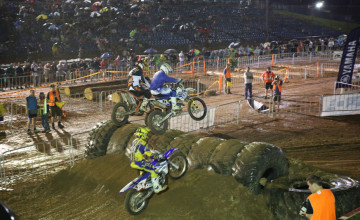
[168,152,188,179]
[146,110,168,134]
[187,97,207,121]
[111,102,129,126]
[232,142,289,194]
[85,120,118,158]
[144,109,153,126]
[125,189,149,215]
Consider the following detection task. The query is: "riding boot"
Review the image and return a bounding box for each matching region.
[170,97,181,111]
[151,176,167,193]
[227,88,232,94]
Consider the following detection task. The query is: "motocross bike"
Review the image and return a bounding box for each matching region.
[111,89,156,126]
[146,82,207,134]
[119,148,188,215]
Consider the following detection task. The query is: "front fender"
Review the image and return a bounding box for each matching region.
[163,148,179,159]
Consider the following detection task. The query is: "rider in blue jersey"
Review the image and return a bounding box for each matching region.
[150,63,182,111]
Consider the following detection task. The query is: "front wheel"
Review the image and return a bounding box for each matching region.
[125,189,149,215]
[147,110,168,134]
[168,152,188,179]
[111,102,129,126]
[188,97,207,121]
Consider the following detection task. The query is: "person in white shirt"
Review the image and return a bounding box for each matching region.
[244,67,253,99]
[179,51,185,67]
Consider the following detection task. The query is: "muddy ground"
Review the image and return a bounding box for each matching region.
[1,75,360,219]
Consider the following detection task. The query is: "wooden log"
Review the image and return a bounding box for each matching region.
[61,79,127,96]
[84,85,127,101]
[111,90,129,103]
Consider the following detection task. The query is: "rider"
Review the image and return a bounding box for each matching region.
[150,63,182,111]
[130,126,167,193]
[128,61,151,112]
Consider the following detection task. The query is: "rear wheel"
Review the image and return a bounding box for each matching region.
[125,189,149,215]
[188,97,207,121]
[111,102,129,126]
[168,152,187,179]
[147,110,168,134]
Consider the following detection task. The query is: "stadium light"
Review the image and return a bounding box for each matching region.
[315,1,324,9]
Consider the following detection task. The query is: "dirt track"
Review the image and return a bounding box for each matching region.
[1,75,360,219]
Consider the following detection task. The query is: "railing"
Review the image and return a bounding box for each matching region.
[334,82,360,95]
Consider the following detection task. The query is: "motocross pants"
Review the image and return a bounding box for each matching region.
[131,161,158,178]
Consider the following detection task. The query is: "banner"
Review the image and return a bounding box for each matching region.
[336,27,360,89]
[321,93,360,117]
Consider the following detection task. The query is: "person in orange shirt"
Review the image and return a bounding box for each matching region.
[262,67,275,99]
[223,64,232,94]
[299,175,336,220]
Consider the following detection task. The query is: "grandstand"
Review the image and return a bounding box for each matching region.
[0,0,351,62]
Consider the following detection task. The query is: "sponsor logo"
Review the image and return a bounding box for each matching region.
[340,75,351,84]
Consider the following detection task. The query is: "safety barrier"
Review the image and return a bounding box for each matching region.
[334,82,360,95]
[0,130,90,190]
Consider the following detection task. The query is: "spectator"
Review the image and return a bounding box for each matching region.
[262,67,275,99]
[56,61,66,82]
[223,63,232,94]
[26,89,40,135]
[179,51,185,67]
[47,84,64,129]
[299,175,336,220]
[244,66,253,99]
[78,59,88,82]
[100,58,108,79]
[23,62,32,88]
[38,92,50,133]
[31,61,39,87]
[44,62,51,84]
[159,54,167,64]
[271,75,283,112]
[0,101,5,136]
[50,61,57,83]
[6,64,15,90]
[0,67,5,91]
[15,62,24,89]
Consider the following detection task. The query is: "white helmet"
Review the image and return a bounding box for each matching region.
[160,63,173,75]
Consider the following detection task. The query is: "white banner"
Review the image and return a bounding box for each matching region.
[321,93,360,116]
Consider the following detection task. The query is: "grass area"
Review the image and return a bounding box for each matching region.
[274,10,360,34]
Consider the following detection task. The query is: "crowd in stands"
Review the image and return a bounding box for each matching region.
[0,0,343,62]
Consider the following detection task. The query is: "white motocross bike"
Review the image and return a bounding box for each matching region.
[146,82,207,134]
[119,148,187,215]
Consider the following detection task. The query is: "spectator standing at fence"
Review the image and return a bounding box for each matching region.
[271,75,283,112]
[6,64,15,90]
[44,62,51,84]
[0,101,5,136]
[299,175,336,220]
[56,61,65,82]
[78,59,88,82]
[47,84,64,129]
[224,64,232,94]
[38,92,50,133]
[0,67,5,91]
[15,62,24,89]
[262,67,275,99]
[31,61,39,87]
[244,67,253,99]
[26,89,40,135]
[100,58,108,80]
[179,51,185,67]
[23,62,31,88]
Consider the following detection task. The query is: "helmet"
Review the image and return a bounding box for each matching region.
[160,63,173,75]
[274,75,280,80]
[135,126,151,140]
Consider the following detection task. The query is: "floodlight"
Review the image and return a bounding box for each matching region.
[315,1,324,9]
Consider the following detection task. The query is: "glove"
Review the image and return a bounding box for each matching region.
[177,79,183,84]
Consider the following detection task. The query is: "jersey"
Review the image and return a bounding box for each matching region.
[150,70,180,91]
[128,67,150,91]
[130,138,154,162]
